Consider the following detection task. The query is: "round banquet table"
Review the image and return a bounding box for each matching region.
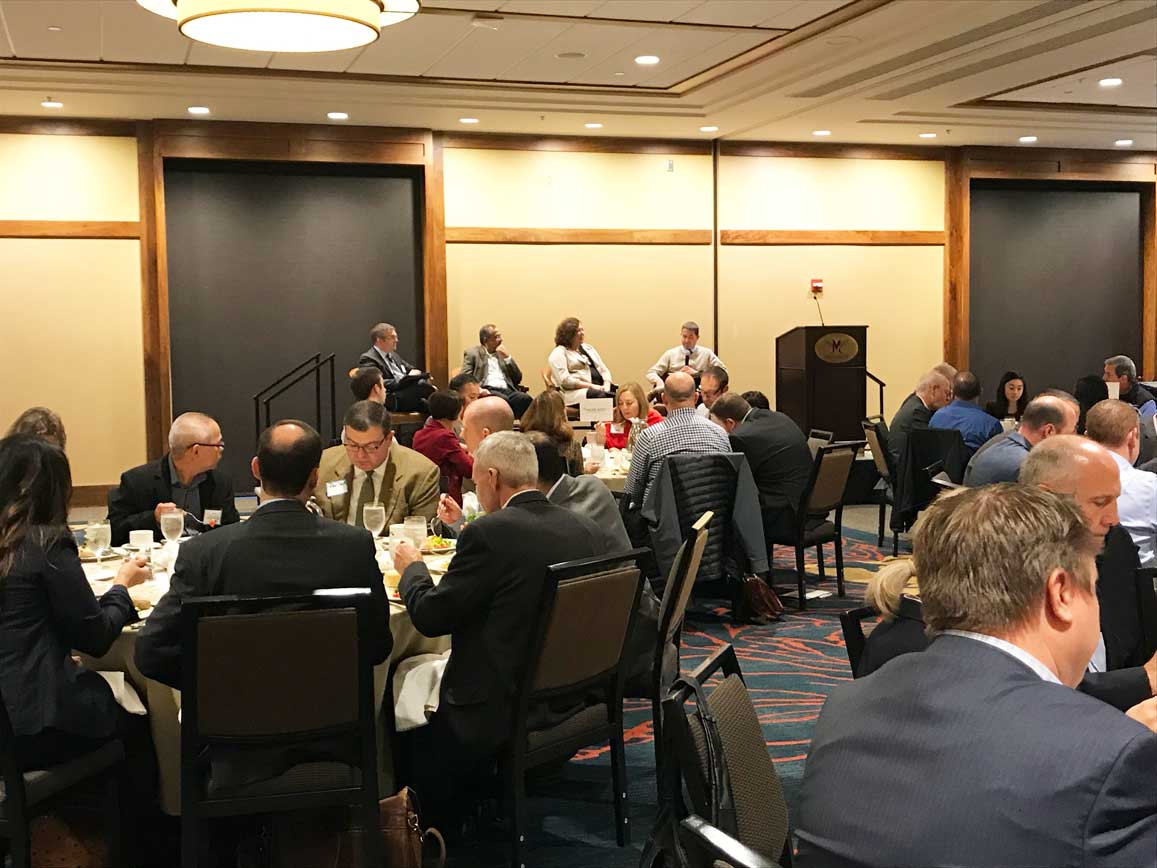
[80,547,450,816]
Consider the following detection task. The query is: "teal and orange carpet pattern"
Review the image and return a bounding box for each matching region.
[452,529,895,867]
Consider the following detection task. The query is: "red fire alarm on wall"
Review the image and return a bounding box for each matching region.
[810,278,824,297]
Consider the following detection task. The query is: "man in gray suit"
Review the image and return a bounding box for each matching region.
[797,483,1157,867]
[460,323,532,417]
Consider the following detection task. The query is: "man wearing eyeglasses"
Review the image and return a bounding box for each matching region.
[313,400,440,528]
[107,411,239,545]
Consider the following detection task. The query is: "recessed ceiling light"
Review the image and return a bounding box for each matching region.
[187,106,211,115]
[556,51,587,60]
[1018,135,1038,143]
[41,98,63,109]
[699,126,719,133]
[918,132,937,139]
[634,55,660,65]
[459,117,480,124]
[1115,139,1134,147]
[327,111,349,121]
[812,130,832,137]
[1098,77,1123,88]
[584,122,603,129]
[47,25,63,32]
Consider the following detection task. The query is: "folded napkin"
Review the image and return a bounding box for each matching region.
[94,671,147,715]
[391,651,450,732]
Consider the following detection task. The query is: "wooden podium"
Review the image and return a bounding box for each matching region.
[775,325,867,441]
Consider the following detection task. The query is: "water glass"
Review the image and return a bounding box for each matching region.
[404,515,428,547]
[86,522,111,566]
[363,503,386,538]
[160,511,184,544]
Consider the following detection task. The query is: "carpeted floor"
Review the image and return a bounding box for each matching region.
[451,525,899,867]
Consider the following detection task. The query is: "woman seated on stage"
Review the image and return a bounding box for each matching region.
[601,382,663,450]
[547,316,615,405]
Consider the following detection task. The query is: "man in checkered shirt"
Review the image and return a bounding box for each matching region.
[624,371,732,510]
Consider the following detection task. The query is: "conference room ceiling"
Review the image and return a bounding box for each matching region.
[0,0,1153,150]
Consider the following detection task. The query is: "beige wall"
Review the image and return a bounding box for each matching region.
[0,135,145,487]
[718,155,946,419]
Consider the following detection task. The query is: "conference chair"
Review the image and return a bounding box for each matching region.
[890,428,967,539]
[677,816,784,868]
[539,366,581,421]
[861,418,899,554]
[0,693,128,868]
[806,428,834,457]
[769,441,865,610]
[839,606,879,677]
[179,591,382,868]
[501,550,647,868]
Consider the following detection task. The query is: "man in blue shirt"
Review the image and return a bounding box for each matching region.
[930,371,1003,453]
[964,394,1078,486]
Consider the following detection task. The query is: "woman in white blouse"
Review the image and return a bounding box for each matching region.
[548,317,615,405]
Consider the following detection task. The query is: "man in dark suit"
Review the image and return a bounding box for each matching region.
[392,431,602,825]
[708,392,812,541]
[887,369,951,466]
[1105,353,1157,409]
[358,322,434,412]
[107,411,239,545]
[135,420,392,688]
[797,484,1157,867]
[460,323,532,417]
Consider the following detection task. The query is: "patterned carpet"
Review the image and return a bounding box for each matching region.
[452,528,896,868]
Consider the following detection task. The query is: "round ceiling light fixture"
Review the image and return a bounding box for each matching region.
[634,55,660,65]
[1018,135,1038,143]
[1098,77,1123,88]
[136,0,419,53]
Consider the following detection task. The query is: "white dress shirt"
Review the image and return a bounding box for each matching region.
[483,354,508,390]
[646,344,726,389]
[347,465,384,527]
[1109,450,1157,566]
[942,630,1061,684]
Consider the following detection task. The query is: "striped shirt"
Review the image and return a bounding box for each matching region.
[625,407,732,507]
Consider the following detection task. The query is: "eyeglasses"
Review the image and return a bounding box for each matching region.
[343,437,387,455]
[193,442,225,449]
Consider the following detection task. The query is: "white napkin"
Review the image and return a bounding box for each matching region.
[94,671,147,715]
[391,651,449,732]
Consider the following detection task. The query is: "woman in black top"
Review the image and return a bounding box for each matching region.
[856,558,927,678]
[983,370,1027,422]
[0,435,150,770]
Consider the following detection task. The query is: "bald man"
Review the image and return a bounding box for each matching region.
[964,394,1078,486]
[108,411,239,545]
[1020,436,1157,712]
[1086,399,1157,566]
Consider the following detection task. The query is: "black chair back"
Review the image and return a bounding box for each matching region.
[838,606,878,676]
[892,428,967,533]
[801,442,865,517]
[1136,567,1157,661]
[861,420,894,482]
[666,454,741,583]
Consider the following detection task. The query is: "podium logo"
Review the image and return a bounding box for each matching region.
[815,333,859,364]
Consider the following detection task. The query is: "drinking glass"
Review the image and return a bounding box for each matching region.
[404,515,428,547]
[160,511,184,544]
[363,503,387,538]
[86,522,111,567]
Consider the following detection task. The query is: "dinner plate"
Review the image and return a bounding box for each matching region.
[78,547,126,563]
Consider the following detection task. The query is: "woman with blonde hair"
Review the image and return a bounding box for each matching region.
[601,381,662,450]
[856,558,926,677]
[521,391,583,475]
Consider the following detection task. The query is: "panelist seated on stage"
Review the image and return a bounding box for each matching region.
[312,400,439,528]
[136,420,392,689]
[358,322,435,413]
[963,394,1077,487]
[645,321,725,389]
[887,370,951,466]
[107,411,238,546]
[929,371,1003,453]
[460,323,532,418]
[547,316,615,404]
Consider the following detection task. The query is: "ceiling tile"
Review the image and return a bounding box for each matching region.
[640,29,778,87]
[573,24,732,84]
[347,13,474,75]
[498,0,604,15]
[186,43,273,68]
[676,1,790,28]
[1000,53,1157,109]
[759,0,851,29]
[3,0,101,60]
[588,0,702,24]
[268,46,365,72]
[100,0,190,64]
[423,17,570,79]
[500,21,644,82]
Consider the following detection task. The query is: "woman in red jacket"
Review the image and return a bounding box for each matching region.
[602,381,663,450]
[412,392,474,505]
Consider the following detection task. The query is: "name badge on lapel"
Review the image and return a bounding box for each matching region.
[326,479,349,499]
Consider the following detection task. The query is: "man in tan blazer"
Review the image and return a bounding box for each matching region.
[313,401,439,527]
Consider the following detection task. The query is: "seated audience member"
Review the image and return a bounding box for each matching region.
[137,420,392,687]
[855,558,922,678]
[929,371,1003,453]
[1019,436,1157,712]
[6,406,66,449]
[624,372,731,512]
[709,392,811,541]
[963,394,1077,486]
[547,317,615,404]
[932,361,958,385]
[108,411,238,545]
[1105,354,1156,409]
[447,371,484,410]
[1076,374,1110,433]
[349,366,386,404]
[984,370,1027,421]
[887,370,951,465]
[1086,399,1157,566]
[358,322,435,413]
[460,324,532,418]
[645,321,725,389]
[601,381,662,450]
[392,432,602,826]
[431,396,515,534]
[521,390,583,476]
[797,484,1157,868]
[741,390,770,411]
[312,400,438,527]
[696,366,728,417]
[528,432,630,552]
[411,391,473,506]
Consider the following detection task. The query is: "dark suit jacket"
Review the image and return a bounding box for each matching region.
[358,346,426,388]
[0,534,137,739]
[107,455,239,546]
[797,634,1157,867]
[727,408,812,520]
[399,490,602,757]
[886,392,931,467]
[460,345,523,391]
[135,500,392,688]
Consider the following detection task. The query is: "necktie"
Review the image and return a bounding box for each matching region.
[355,471,375,528]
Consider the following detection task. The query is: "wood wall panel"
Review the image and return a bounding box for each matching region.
[1143,185,1156,380]
[943,149,969,370]
[446,227,712,245]
[136,122,166,458]
[721,229,945,246]
[424,132,449,388]
[0,221,140,238]
[444,133,709,155]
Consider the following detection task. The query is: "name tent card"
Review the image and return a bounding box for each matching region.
[579,397,615,423]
